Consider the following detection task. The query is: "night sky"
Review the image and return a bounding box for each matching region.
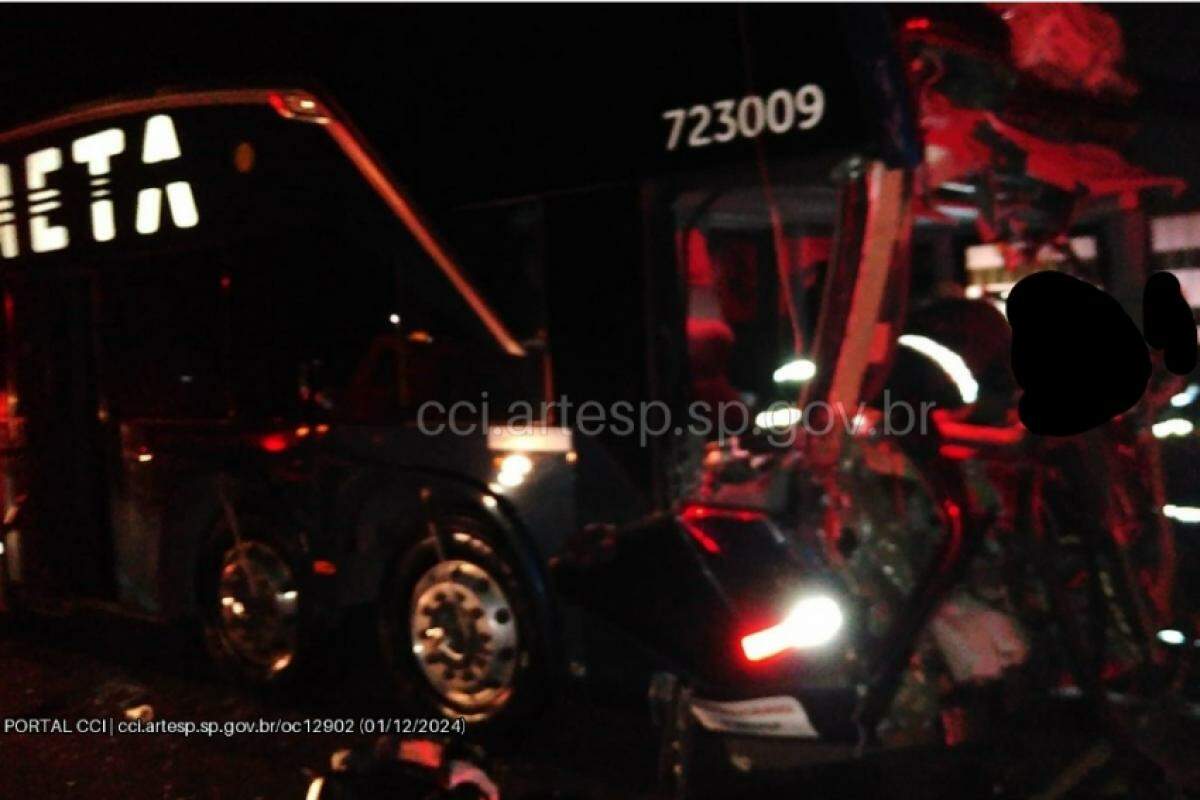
[0,6,1198,205]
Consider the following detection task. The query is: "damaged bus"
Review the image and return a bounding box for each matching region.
[0,5,1192,797]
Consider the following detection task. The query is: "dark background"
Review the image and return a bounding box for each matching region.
[0,5,1195,213]
[0,6,869,207]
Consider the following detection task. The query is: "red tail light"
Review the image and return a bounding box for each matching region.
[312,560,337,576]
[258,433,290,453]
[740,595,846,662]
[742,620,799,663]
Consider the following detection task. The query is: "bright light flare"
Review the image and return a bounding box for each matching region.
[500,453,533,476]
[1153,418,1194,439]
[897,334,979,404]
[495,453,534,489]
[741,595,844,662]
[1163,504,1200,523]
[496,471,523,488]
[772,358,817,384]
[1171,384,1199,408]
[1157,629,1187,646]
[755,405,802,430]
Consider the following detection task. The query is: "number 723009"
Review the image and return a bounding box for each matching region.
[661,85,825,152]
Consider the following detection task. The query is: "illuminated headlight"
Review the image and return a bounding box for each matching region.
[494,453,533,489]
[741,594,844,662]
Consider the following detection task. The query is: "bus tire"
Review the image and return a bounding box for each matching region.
[196,503,311,687]
[378,512,546,731]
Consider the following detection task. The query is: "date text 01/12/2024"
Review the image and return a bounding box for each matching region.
[310,718,468,736]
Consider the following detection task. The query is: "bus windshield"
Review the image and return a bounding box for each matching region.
[0,92,528,421]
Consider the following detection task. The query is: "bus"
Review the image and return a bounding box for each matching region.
[0,5,1189,796]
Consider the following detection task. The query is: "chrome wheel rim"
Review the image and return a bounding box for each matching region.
[409,558,518,716]
[217,541,299,677]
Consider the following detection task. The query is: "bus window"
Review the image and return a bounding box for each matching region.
[668,176,840,434]
[101,251,229,419]
[0,100,519,424]
[209,107,507,419]
[444,198,548,344]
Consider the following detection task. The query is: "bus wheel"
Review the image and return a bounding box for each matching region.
[198,513,307,685]
[379,515,544,728]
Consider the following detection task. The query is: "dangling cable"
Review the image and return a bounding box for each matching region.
[736,7,804,358]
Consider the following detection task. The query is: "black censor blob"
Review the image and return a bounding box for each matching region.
[1007,271,1150,436]
[1143,271,1198,375]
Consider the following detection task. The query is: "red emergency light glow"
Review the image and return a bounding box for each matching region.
[938,443,978,461]
[267,91,289,118]
[680,518,722,554]
[258,433,290,453]
[677,505,767,556]
[679,504,765,524]
[398,739,444,770]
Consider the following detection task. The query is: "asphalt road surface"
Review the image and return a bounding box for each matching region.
[0,606,1189,800]
[0,606,663,800]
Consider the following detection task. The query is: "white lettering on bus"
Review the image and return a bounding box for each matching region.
[0,113,200,258]
[141,114,181,163]
[661,84,826,152]
[25,147,68,253]
[0,165,17,258]
[135,115,198,234]
[71,127,125,242]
